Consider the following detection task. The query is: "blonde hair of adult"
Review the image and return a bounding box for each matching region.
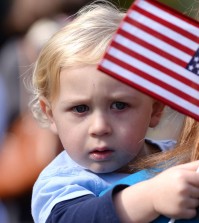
[29,1,125,126]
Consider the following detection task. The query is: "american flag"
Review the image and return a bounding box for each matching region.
[98,0,199,121]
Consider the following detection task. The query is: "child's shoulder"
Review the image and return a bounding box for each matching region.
[145,138,176,152]
[37,151,83,180]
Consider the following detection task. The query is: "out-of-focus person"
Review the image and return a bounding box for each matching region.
[0,76,8,143]
[0,0,93,222]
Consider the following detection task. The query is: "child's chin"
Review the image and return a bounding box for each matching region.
[90,165,118,174]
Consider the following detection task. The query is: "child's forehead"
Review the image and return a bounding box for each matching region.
[58,65,152,100]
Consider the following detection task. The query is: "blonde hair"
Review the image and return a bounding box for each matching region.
[29,1,125,126]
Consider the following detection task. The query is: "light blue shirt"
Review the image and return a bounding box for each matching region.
[32,139,176,223]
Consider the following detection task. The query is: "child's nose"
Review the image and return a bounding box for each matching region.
[89,113,112,137]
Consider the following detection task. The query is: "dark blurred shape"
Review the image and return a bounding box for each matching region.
[0,0,13,47]
[0,0,92,47]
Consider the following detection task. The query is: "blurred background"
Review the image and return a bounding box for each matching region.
[0,0,198,222]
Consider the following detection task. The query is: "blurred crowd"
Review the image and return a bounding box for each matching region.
[0,0,94,222]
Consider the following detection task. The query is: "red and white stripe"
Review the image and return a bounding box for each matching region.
[98,0,199,120]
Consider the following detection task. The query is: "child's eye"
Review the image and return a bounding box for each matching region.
[73,105,89,113]
[111,102,128,110]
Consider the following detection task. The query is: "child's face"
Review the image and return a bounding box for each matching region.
[41,65,163,173]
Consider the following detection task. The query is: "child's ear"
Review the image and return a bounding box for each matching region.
[149,101,165,128]
[39,97,58,134]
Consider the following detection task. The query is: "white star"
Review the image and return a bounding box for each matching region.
[194,56,199,62]
[196,63,199,68]
[188,65,194,70]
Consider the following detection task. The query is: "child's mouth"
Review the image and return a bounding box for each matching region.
[89,148,114,161]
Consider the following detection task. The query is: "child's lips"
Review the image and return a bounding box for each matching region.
[89,148,114,161]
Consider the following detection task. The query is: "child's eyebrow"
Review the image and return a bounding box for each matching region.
[60,97,91,104]
[109,92,143,100]
[60,94,141,105]
[109,94,139,101]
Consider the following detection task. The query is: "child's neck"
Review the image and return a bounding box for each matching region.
[117,142,161,174]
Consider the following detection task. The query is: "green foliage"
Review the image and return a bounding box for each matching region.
[112,0,199,20]
[158,0,199,19]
